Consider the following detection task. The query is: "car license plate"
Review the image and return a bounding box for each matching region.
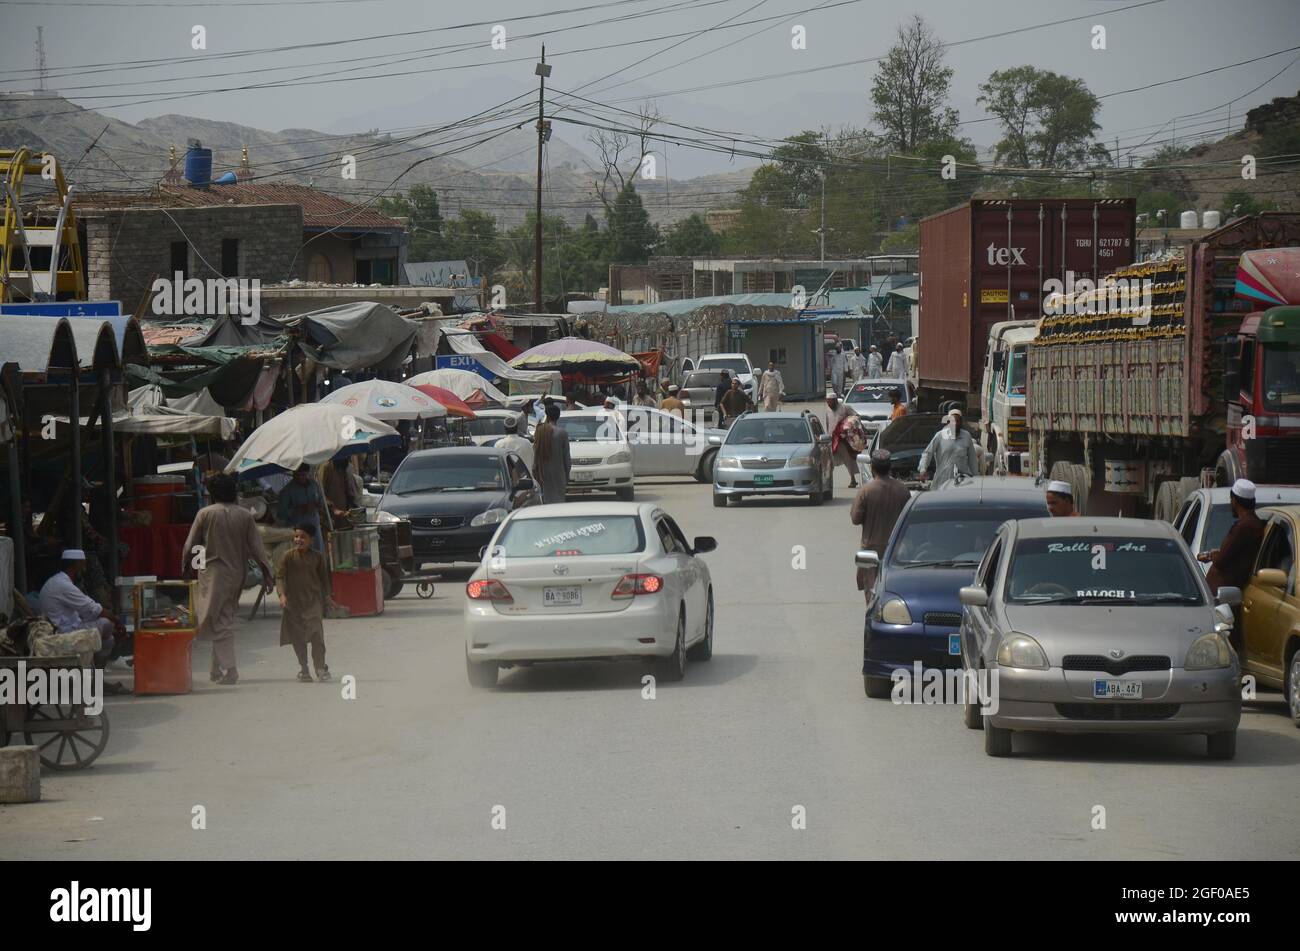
[572,471,594,482]
[754,474,774,486]
[1093,679,1142,699]
[544,585,582,607]
[948,634,961,655]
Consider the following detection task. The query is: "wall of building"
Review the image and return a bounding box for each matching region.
[737,324,821,398]
[82,204,302,315]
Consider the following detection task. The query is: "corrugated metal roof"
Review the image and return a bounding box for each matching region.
[0,315,78,375]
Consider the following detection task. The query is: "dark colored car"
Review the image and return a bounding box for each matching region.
[376,447,538,565]
[856,478,1047,698]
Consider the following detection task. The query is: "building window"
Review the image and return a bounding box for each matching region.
[221,239,239,278]
[170,241,188,279]
[307,253,333,283]
[769,348,788,366]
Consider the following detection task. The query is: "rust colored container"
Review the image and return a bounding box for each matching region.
[918,198,1137,401]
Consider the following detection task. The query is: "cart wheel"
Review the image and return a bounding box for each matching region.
[382,568,404,601]
[25,705,110,771]
[416,581,435,599]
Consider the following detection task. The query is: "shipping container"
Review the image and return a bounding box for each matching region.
[1026,212,1300,517]
[917,198,1136,411]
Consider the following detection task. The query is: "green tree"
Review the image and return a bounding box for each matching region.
[605,183,658,264]
[870,15,959,152]
[978,67,1103,169]
[1222,190,1266,217]
[660,213,722,256]
[377,184,444,260]
[441,209,504,281]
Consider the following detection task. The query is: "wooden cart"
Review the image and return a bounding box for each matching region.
[0,655,111,770]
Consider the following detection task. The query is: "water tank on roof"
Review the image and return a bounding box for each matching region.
[184,144,212,187]
[1179,210,1198,229]
[1202,209,1221,229]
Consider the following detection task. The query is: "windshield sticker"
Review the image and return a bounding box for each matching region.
[533,521,608,549]
[1076,590,1135,598]
[1048,541,1148,553]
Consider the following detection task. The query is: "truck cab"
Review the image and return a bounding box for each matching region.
[978,320,1038,475]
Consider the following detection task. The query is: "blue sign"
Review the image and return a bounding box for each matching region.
[435,354,493,381]
[0,301,122,317]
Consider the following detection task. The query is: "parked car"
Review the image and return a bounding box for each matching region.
[959,516,1242,758]
[856,478,1046,699]
[696,352,755,397]
[845,378,913,436]
[678,369,730,426]
[1240,504,1300,726]
[376,447,538,566]
[855,412,978,486]
[1172,486,1300,571]
[623,405,724,481]
[557,410,635,501]
[711,411,833,507]
[463,502,717,686]
[466,409,524,446]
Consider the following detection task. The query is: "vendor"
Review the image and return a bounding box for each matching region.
[276,463,327,552]
[320,457,361,529]
[38,549,123,667]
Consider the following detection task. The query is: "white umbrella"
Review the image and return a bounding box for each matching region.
[318,378,446,420]
[226,403,400,479]
[405,368,507,405]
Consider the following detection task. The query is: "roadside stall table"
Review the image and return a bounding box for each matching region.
[329,526,383,617]
[132,580,197,695]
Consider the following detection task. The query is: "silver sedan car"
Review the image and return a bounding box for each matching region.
[959,517,1242,759]
[710,411,834,507]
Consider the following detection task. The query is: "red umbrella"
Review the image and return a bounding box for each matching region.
[408,383,476,419]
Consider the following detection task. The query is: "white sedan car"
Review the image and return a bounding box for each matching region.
[463,502,717,686]
[558,410,636,500]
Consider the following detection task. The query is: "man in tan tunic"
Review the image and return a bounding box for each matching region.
[276,523,336,682]
[849,450,911,605]
[182,473,274,685]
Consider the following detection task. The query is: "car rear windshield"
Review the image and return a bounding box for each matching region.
[495,515,646,557]
[849,383,905,404]
[699,358,749,375]
[389,455,505,494]
[1006,536,1203,604]
[726,418,811,445]
[683,371,727,389]
[891,508,1027,567]
[466,417,510,437]
[558,416,623,441]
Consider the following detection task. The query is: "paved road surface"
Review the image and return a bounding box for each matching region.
[5,451,1299,859]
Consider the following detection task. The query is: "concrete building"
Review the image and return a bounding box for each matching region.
[608,255,918,304]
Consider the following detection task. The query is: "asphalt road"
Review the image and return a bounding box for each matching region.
[5,451,1299,860]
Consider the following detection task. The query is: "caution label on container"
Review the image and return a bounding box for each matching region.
[980,289,1009,304]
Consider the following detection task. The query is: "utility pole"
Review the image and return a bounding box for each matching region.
[534,47,551,314]
[811,171,833,267]
[35,27,47,92]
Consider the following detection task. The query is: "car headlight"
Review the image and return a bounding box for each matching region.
[607,450,632,464]
[788,451,813,466]
[469,507,508,527]
[374,510,401,524]
[717,455,740,468]
[879,597,913,625]
[1185,633,1232,670]
[996,632,1049,670]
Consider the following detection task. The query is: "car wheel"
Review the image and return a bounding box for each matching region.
[688,591,714,661]
[465,652,498,688]
[381,568,403,601]
[1287,650,1300,728]
[984,718,1013,756]
[657,610,688,682]
[713,492,727,508]
[963,683,983,730]
[863,675,892,699]
[1206,730,1237,760]
[695,449,718,483]
[616,486,635,501]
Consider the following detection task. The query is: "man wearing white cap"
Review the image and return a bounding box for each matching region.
[919,408,980,489]
[1199,478,1265,659]
[1045,480,1079,516]
[38,549,121,666]
[866,344,883,379]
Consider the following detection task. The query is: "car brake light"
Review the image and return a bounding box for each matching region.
[466,579,513,601]
[612,573,663,598]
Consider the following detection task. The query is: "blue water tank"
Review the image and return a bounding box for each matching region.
[184,146,212,187]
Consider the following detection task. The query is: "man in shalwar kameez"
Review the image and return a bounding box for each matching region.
[276,523,335,682]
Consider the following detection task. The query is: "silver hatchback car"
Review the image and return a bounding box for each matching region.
[711,411,834,507]
[959,517,1243,759]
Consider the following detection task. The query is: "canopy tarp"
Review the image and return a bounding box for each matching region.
[290,302,417,371]
[445,331,557,388]
[405,368,507,406]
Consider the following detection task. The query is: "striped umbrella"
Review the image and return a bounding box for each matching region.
[408,383,476,419]
[509,336,641,376]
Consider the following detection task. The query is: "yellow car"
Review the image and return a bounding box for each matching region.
[1240,504,1300,727]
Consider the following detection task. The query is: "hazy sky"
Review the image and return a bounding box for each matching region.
[2,0,1297,178]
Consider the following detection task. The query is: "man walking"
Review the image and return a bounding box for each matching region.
[720,375,751,424]
[850,450,910,605]
[533,401,572,504]
[825,393,862,488]
[757,361,784,412]
[886,342,907,378]
[851,347,867,383]
[1045,480,1079,517]
[276,523,336,683]
[919,409,980,489]
[183,473,275,685]
[830,344,847,397]
[660,384,686,418]
[867,344,883,379]
[1198,478,1265,661]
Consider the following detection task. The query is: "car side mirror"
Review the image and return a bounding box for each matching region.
[513,477,535,493]
[855,549,879,569]
[707,434,722,447]
[1214,603,1235,631]
[959,586,989,608]
[817,434,831,445]
[692,536,717,554]
[1216,585,1244,605]
[1252,569,1285,590]
[366,483,385,494]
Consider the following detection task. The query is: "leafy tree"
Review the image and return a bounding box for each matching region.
[441,209,504,281]
[1222,190,1266,217]
[605,183,658,264]
[978,67,1103,169]
[660,213,722,256]
[870,15,959,153]
[377,184,443,260]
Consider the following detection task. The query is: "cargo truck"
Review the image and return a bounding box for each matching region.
[917,198,1136,420]
[1026,212,1300,517]
[978,319,1038,475]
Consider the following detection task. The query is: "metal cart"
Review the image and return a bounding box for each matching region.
[0,655,111,770]
[371,517,441,599]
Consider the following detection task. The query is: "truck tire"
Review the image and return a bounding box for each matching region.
[1049,461,1089,516]
[1153,479,1182,523]
[1214,449,1241,488]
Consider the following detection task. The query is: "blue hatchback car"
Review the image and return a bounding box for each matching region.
[857,477,1047,698]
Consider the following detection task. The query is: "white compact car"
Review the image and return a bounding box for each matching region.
[696,352,755,397]
[466,409,524,446]
[463,502,717,686]
[558,410,636,500]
